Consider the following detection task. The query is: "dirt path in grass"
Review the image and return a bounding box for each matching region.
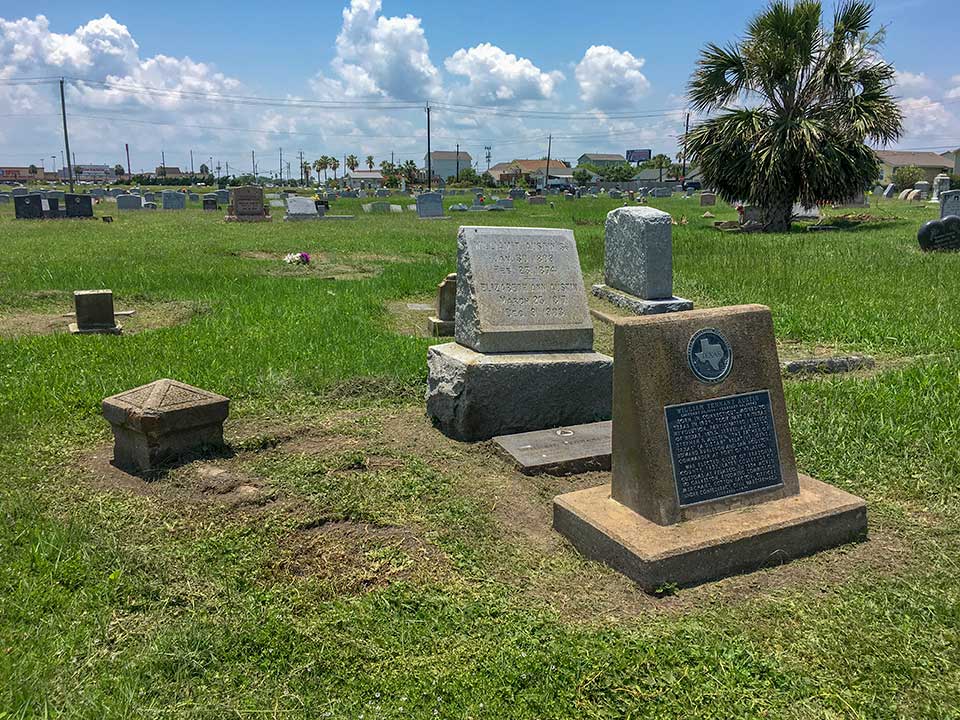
[76,403,923,624]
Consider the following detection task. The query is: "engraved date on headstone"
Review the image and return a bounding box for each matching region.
[664,390,783,506]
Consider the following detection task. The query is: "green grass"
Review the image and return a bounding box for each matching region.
[1,194,959,718]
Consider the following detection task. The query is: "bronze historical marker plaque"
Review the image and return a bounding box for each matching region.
[664,390,783,507]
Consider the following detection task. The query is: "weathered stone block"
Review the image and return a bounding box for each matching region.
[426,342,612,441]
[603,206,674,300]
[70,290,121,335]
[102,378,230,474]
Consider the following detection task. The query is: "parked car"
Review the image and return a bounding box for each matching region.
[682,181,702,191]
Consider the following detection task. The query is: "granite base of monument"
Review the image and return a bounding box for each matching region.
[426,343,612,441]
[592,284,693,315]
[554,474,866,592]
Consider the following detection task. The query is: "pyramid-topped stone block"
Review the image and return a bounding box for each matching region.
[102,379,230,474]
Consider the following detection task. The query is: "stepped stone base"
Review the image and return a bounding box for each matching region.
[69,323,122,335]
[426,342,612,441]
[554,474,867,593]
[427,317,454,337]
[592,284,692,315]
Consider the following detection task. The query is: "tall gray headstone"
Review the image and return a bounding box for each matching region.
[933,174,951,202]
[117,194,143,210]
[416,192,444,218]
[162,190,186,210]
[592,207,693,315]
[940,190,960,219]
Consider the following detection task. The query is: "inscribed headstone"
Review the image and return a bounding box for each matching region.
[455,226,594,353]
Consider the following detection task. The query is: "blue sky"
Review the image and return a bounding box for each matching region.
[1,0,957,176]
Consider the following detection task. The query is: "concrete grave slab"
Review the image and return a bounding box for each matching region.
[494,420,612,475]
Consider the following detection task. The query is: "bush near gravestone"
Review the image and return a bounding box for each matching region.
[950,174,960,191]
[893,165,925,191]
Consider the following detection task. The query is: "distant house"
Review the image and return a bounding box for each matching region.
[577,153,626,168]
[874,150,952,184]
[941,149,959,175]
[155,166,187,179]
[425,151,472,182]
[342,169,384,189]
[487,159,572,186]
[530,165,587,188]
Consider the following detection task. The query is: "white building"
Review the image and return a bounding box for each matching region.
[341,169,384,189]
[59,164,116,182]
[425,151,472,182]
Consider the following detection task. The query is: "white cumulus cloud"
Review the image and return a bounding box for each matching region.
[575,45,651,110]
[331,0,441,100]
[894,70,932,92]
[444,43,562,104]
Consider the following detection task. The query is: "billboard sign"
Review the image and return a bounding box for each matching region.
[626,149,652,163]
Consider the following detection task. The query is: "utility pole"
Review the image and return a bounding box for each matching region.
[59,78,74,191]
[681,112,690,180]
[426,103,432,190]
[161,150,166,179]
[251,150,256,180]
[455,143,460,182]
[125,144,131,178]
[543,134,552,193]
[299,150,304,185]
[484,145,491,171]
[391,151,394,166]
[279,148,283,185]
[190,149,194,175]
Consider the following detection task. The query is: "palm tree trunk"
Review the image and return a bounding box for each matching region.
[763,194,794,232]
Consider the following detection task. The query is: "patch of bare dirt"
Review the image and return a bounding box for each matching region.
[271,519,446,594]
[77,405,925,622]
[79,444,284,517]
[0,300,204,338]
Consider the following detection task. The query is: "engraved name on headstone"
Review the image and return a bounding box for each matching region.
[940,189,960,219]
[918,215,960,251]
[455,226,594,353]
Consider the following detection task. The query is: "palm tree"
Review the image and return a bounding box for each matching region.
[346,154,359,172]
[686,0,901,231]
[402,160,418,184]
[330,158,340,180]
[314,157,329,182]
[644,154,672,182]
[366,155,375,170]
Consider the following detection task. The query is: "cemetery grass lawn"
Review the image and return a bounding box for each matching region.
[1,196,959,718]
